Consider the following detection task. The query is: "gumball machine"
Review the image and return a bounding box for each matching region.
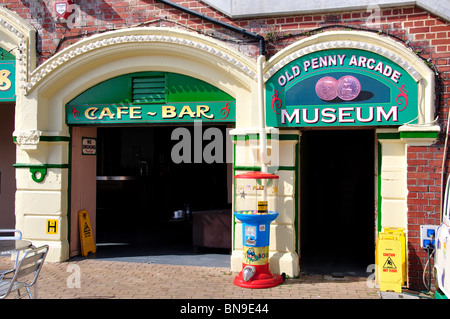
[233,171,284,288]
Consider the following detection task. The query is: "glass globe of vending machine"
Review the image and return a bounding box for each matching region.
[233,171,283,288]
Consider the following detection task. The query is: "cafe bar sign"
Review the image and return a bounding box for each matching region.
[66,101,235,124]
[265,48,418,127]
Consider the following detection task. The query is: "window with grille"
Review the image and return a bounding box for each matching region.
[132,75,166,103]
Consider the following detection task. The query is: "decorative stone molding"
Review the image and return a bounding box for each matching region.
[0,6,36,94]
[13,129,41,150]
[377,125,440,146]
[399,124,440,146]
[264,32,423,82]
[24,27,257,94]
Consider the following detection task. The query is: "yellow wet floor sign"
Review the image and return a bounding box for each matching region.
[383,228,407,285]
[78,210,96,256]
[377,235,402,293]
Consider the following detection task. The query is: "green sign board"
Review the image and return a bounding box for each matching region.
[265,48,418,127]
[66,72,236,125]
[0,49,16,102]
[67,101,235,124]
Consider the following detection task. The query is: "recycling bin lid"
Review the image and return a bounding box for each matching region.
[234,171,279,179]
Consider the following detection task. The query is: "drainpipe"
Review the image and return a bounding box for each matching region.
[155,0,266,55]
[156,0,268,173]
[257,55,267,174]
[441,109,450,222]
[257,54,268,204]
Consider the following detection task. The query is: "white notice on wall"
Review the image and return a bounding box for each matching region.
[82,137,96,155]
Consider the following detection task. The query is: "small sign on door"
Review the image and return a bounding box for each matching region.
[82,137,96,155]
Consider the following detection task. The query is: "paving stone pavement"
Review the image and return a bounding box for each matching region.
[1,257,380,300]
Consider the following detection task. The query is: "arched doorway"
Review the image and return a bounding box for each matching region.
[263,30,438,277]
[20,27,256,262]
[0,7,35,229]
[68,71,235,264]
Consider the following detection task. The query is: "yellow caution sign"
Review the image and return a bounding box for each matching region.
[78,210,96,256]
[383,228,407,285]
[376,235,403,293]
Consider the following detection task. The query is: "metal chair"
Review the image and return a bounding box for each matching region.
[0,229,23,278]
[0,245,49,299]
[0,229,22,240]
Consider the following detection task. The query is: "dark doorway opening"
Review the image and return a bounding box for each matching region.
[300,129,376,276]
[93,125,232,266]
[0,102,16,229]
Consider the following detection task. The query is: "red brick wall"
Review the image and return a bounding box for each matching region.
[3,0,450,290]
[407,145,444,289]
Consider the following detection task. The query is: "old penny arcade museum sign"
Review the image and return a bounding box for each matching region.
[266,48,418,128]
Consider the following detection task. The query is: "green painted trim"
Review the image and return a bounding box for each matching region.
[377,132,400,140]
[278,166,296,171]
[13,136,70,143]
[39,136,71,142]
[67,127,72,247]
[13,164,69,169]
[231,143,243,251]
[232,141,237,251]
[400,131,439,139]
[232,133,299,141]
[14,163,68,183]
[377,131,439,141]
[233,135,248,141]
[294,138,299,255]
[31,168,46,183]
[279,134,300,141]
[378,141,382,233]
[232,134,259,141]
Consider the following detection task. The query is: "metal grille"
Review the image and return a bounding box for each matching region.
[132,75,166,103]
